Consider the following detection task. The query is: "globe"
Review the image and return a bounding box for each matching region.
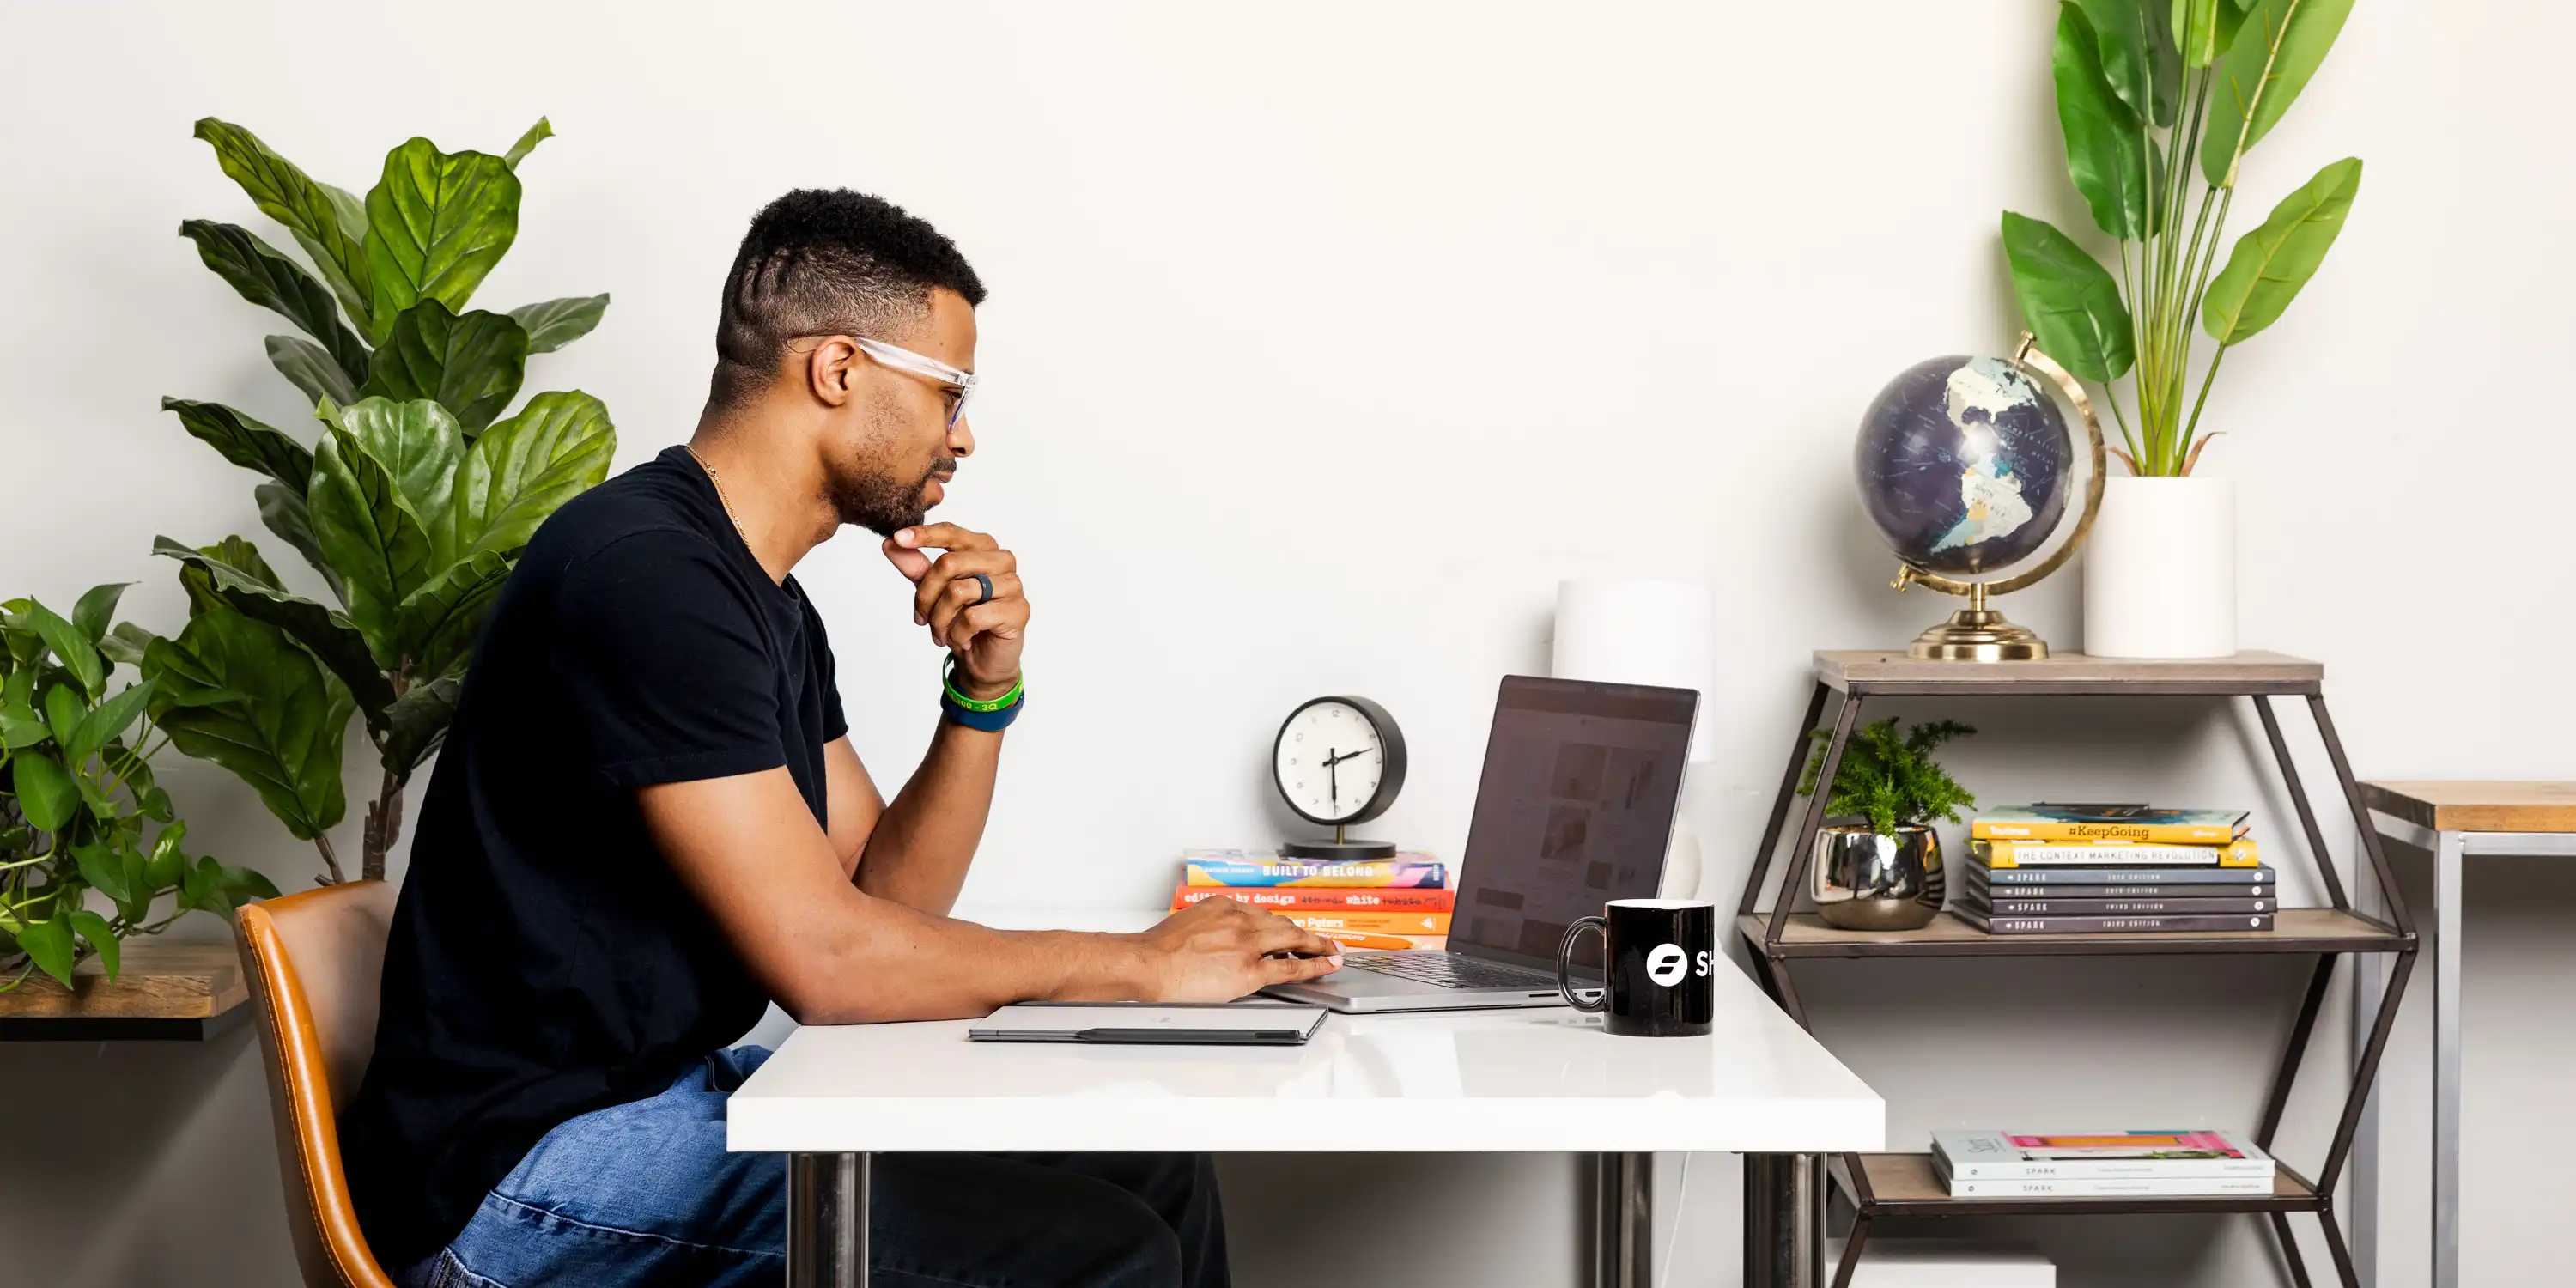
[1854,355,2072,576]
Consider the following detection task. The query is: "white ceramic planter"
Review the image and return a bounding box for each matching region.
[2082,476,2237,659]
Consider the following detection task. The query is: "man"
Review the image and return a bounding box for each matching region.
[342,189,1345,1288]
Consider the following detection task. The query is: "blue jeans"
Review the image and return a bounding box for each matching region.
[407,1047,1229,1288]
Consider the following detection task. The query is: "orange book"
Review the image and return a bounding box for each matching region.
[1274,910,1451,936]
[1171,885,1455,914]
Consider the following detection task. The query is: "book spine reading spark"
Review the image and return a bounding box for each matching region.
[1965,895,2275,916]
[1959,910,2275,934]
[1968,865,2275,888]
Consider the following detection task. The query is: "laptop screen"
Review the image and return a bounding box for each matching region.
[1449,676,1700,972]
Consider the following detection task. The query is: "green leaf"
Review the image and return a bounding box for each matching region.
[69,910,119,980]
[2000,211,2136,383]
[140,786,175,823]
[46,684,84,745]
[69,681,154,762]
[154,537,396,727]
[2172,0,2219,67]
[267,335,361,409]
[2053,4,2150,240]
[22,602,104,697]
[397,550,511,681]
[328,397,467,524]
[2075,0,2180,126]
[145,821,188,890]
[15,914,74,987]
[383,668,465,776]
[2199,0,2356,187]
[143,617,351,841]
[361,137,520,331]
[2202,156,2361,346]
[508,295,610,355]
[503,118,553,170]
[178,220,371,386]
[76,770,118,820]
[439,391,617,563]
[0,707,47,749]
[100,623,157,670]
[310,425,436,666]
[12,750,78,832]
[254,481,347,603]
[75,841,131,903]
[161,398,314,493]
[72,584,131,645]
[360,302,530,434]
[222,863,283,905]
[191,118,373,336]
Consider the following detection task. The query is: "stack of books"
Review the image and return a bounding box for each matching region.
[1171,849,1452,951]
[1959,806,2275,936]
[1930,1129,2276,1197]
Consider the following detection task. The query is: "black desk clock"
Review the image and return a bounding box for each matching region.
[1271,696,1407,860]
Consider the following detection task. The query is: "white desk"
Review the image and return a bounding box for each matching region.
[730,907,1884,1287]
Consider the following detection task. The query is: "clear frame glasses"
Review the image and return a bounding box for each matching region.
[850,336,977,430]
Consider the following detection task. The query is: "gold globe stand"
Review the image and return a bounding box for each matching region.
[1889,334,2105,661]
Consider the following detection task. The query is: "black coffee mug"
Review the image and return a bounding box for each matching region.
[1556,899,1717,1036]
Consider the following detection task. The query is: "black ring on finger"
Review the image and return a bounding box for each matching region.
[972,572,994,606]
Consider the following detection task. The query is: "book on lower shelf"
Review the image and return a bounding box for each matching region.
[1953,907,2275,935]
[1931,1130,2274,1197]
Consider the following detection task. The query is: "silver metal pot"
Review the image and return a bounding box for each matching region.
[1809,823,1943,931]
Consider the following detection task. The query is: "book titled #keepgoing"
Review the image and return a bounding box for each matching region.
[1957,908,2275,935]
[1972,805,2251,844]
[1969,863,2275,889]
[1972,838,2260,868]
[1932,1129,2275,1180]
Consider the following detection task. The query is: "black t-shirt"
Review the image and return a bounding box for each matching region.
[343,446,847,1267]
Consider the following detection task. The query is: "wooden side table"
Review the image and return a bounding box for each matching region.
[0,939,250,1041]
[2350,781,2576,1288]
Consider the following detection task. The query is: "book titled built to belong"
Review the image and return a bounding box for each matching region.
[1971,805,2251,845]
[1181,853,1447,888]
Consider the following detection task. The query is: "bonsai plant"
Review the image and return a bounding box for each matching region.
[2,586,275,993]
[1796,718,1977,930]
[1999,0,2363,657]
[149,118,617,885]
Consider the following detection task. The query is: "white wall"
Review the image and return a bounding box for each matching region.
[3,3,2570,1286]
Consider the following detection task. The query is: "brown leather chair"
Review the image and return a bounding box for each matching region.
[237,878,402,1288]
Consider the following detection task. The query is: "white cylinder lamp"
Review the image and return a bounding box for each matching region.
[1552,579,1719,898]
[2082,477,2237,659]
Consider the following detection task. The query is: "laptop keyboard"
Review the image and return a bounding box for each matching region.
[1340,952,1559,991]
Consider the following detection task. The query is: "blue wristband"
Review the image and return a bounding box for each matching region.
[941,690,1024,732]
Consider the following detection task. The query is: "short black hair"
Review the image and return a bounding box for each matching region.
[709,189,986,410]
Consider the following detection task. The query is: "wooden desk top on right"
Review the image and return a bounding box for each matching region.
[2360,781,2576,834]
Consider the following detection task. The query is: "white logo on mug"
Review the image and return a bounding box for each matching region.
[1645,943,1688,987]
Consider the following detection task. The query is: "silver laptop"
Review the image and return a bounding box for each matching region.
[1265,675,1699,1013]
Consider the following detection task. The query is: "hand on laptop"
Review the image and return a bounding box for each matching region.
[1133,898,1346,1002]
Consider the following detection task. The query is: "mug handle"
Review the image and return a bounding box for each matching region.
[1556,915,1608,1012]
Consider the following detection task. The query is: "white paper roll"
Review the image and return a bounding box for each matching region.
[1552,579,1718,762]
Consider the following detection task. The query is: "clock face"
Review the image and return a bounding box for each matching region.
[1273,699,1389,825]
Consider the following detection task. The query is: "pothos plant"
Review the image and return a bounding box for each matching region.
[2,586,276,992]
[2002,0,2361,477]
[1798,719,1978,839]
[148,118,616,885]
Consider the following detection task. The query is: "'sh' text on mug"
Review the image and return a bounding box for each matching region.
[1556,898,1717,1037]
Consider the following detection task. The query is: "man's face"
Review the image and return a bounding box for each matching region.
[820,288,979,536]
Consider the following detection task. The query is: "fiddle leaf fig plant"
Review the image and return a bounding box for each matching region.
[2002,0,2362,477]
[1,586,276,993]
[1798,719,1978,840]
[153,118,617,884]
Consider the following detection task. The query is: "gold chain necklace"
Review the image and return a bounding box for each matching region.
[683,445,752,546]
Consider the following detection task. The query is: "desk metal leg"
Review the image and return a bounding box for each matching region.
[788,1152,869,1288]
[2350,830,2385,1288]
[2432,829,2463,1288]
[1595,1151,1653,1287]
[1744,1153,1823,1288]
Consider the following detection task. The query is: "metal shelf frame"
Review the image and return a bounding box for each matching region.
[1733,653,2419,1288]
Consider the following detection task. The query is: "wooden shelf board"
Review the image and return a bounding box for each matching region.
[1740,908,2411,958]
[1840,1152,2323,1216]
[1814,649,2321,697]
[0,940,247,1042]
[2360,780,2576,835]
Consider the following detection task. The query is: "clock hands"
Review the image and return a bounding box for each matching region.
[1321,747,1371,768]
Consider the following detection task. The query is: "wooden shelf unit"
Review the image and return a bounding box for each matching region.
[1736,652,2416,1288]
[0,940,248,1042]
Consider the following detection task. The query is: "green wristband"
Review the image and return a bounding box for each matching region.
[943,659,1024,712]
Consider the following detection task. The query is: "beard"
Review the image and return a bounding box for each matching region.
[828,453,954,537]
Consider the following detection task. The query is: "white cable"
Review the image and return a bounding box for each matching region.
[1656,1151,1696,1287]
